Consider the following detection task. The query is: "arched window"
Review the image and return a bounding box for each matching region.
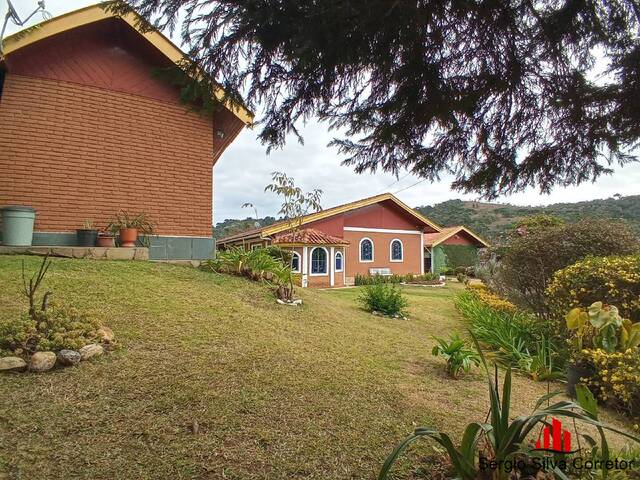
[310,247,328,275]
[390,239,403,262]
[335,251,343,272]
[359,238,374,262]
[291,251,301,273]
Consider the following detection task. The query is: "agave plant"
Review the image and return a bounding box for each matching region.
[380,336,640,480]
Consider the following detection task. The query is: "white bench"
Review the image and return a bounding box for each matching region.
[369,267,392,276]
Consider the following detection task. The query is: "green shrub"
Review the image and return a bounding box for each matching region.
[0,302,101,353]
[493,219,640,316]
[359,283,408,317]
[201,247,288,282]
[354,273,439,286]
[431,334,480,378]
[455,290,563,378]
[580,348,640,416]
[547,255,640,323]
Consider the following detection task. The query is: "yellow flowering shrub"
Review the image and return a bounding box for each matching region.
[547,255,640,322]
[580,348,640,415]
[466,284,519,315]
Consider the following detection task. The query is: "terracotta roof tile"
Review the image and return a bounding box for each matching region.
[273,228,349,245]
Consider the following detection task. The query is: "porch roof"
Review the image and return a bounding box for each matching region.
[272,228,349,246]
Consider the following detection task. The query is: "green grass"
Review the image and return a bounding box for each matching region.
[0,257,633,479]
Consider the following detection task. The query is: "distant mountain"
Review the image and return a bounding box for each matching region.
[415,195,640,241]
[214,216,278,239]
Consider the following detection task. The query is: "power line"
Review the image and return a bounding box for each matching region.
[393,178,427,194]
[382,171,413,192]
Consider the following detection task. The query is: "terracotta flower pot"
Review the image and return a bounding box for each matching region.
[119,228,138,247]
[96,235,115,247]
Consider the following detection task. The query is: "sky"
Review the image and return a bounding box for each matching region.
[4,0,640,222]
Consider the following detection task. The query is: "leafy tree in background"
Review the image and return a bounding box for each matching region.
[487,219,640,319]
[107,0,639,199]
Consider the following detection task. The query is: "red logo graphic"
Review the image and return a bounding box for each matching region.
[535,418,572,452]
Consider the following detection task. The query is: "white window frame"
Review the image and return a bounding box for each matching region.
[389,238,404,262]
[359,237,374,263]
[309,247,329,276]
[251,244,262,251]
[334,251,344,272]
[291,251,301,273]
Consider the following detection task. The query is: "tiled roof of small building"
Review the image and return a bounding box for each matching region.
[272,228,349,246]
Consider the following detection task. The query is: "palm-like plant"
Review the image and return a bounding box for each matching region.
[431,334,480,378]
[380,337,640,480]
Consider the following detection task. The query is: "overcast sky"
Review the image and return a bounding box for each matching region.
[5,0,640,222]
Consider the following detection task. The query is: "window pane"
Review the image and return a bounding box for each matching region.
[291,253,300,271]
[311,248,327,273]
[335,252,342,271]
[361,239,372,260]
[391,240,402,260]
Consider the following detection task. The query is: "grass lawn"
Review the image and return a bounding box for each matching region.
[0,256,633,479]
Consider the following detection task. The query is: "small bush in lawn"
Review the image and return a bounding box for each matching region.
[359,283,408,317]
[431,333,480,378]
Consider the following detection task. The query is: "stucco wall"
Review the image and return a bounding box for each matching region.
[343,231,422,279]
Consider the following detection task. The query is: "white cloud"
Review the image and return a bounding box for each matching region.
[6,0,639,221]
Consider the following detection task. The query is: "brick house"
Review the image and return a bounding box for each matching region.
[0,5,252,260]
[218,193,444,287]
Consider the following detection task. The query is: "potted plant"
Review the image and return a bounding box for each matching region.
[108,211,155,248]
[76,219,98,247]
[96,229,116,247]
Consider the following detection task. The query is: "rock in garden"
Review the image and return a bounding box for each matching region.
[0,356,27,372]
[29,352,57,372]
[97,326,115,344]
[79,344,104,361]
[57,349,81,367]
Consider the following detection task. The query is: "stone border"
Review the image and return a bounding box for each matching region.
[0,246,148,260]
[0,327,115,373]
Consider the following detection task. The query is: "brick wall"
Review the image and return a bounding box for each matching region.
[0,74,214,236]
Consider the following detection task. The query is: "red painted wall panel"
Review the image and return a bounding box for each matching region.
[305,200,428,236]
[343,201,424,230]
[443,232,477,246]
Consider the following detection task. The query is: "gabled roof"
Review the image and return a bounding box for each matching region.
[262,192,440,236]
[273,228,349,246]
[423,226,490,248]
[0,3,253,125]
[217,193,441,245]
